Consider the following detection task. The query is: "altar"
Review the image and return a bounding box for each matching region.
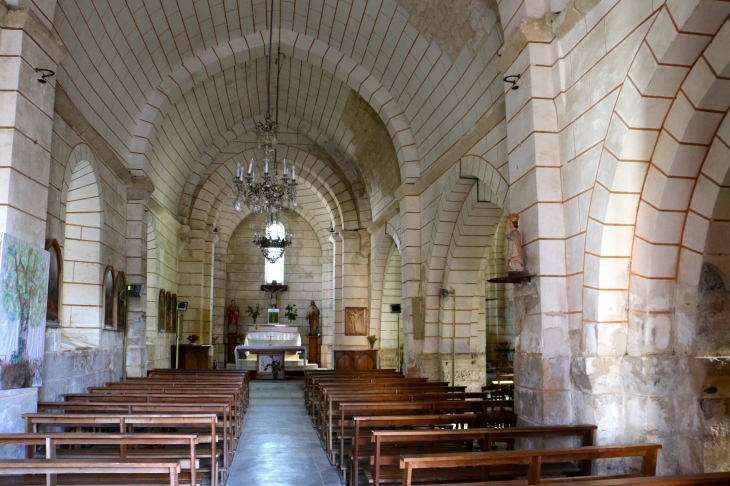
[243,327,302,359]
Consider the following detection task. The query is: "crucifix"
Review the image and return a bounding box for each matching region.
[261,280,288,308]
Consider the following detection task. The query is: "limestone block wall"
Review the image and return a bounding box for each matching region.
[379,247,403,369]
[224,211,323,359]
[145,208,180,371]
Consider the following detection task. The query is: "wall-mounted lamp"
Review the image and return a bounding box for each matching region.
[503,74,521,90]
[35,68,55,84]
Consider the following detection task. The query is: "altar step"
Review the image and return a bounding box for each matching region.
[249,381,304,399]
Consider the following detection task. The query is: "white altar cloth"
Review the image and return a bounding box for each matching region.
[243,331,301,356]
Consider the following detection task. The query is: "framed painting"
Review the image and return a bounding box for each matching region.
[102,266,115,329]
[268,308,279,324]
[345,307,367,336]
[0,233,50,389]
[45,240,61,325]
[115,272,127,331]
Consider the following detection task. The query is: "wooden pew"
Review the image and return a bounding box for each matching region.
[304,370,403,406]
[399,444,662,486]
[336,401,513,469]
[0,458,181,486]
[546,473,730,485]
[0,433,201,486]
[348,414,478,485]
[323,392,499,459]
[368,424,596,485]
[24,414,220,486]
[36,401,233,477]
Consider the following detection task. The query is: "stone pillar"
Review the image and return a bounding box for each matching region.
[0,2,66,436]
[125,178,154,377]
[499,17,572,426]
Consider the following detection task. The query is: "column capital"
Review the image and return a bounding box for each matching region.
[126,177,155,203]
[0,3,68,63]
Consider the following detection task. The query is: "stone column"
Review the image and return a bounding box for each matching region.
[0,3,66,447]
[125,177,154,377]
[498,17,572,426]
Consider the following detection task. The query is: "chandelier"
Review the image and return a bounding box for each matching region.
[254,213,292,264]
[232,0,296,215]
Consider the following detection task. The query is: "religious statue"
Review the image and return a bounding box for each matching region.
[227,300,240,331]
[506,213,525,273]
[306,300,320,336]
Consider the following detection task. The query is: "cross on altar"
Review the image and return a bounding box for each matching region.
[261,280,288,308]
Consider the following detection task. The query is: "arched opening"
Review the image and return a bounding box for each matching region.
[61,160,103,346]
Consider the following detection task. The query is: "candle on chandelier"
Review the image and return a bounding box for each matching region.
[291,165,295,180]
[283,159,288,176]
[265,159,269,174]
[248,159,253,175]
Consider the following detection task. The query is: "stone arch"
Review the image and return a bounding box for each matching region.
[178,115,370,227]
[130,29,420,185]
[60,145,104,346]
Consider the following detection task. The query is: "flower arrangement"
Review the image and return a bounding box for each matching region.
[186,334,199,344]
[367,335,378,349]
[246,304,261,322]
[236,333,246,345]
[264,358,284,379]
[284,303,298,322]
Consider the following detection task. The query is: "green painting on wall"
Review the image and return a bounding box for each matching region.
[0,234,50,389]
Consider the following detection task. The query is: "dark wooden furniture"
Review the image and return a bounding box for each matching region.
[227,332,237,364]
[308,335,320,366]
[171,344,210,369]
[333,349,378,370]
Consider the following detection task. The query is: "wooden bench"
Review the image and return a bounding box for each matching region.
[0,458,181,486]
[0,433,201,486]
[399,444,662,485]
[24,414,220,486]
[368,424,596,485]
[336,401,513,468]
[545,473,730,485]
[35,401,234,478]
[347,413,478,485]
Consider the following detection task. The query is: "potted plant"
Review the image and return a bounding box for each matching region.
[284,303,298,323]
[264,358,284,379]
[236,333,246,345]
[367,335,378,349]
[187,333,199,345]
[246,304,261,323]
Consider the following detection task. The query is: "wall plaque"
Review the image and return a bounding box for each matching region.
[345,307,367,336]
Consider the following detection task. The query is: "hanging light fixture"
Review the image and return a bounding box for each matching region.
[232,0,297,215]
[254,213,292,264]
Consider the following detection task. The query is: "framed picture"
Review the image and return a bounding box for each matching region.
[102,266,115,329]
[345,307,367,336]
[268,308,279,324]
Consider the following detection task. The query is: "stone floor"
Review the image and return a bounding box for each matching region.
[226,383,342,486]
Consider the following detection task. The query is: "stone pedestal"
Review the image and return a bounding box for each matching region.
[308,335,320,366]
[0,388,37,458]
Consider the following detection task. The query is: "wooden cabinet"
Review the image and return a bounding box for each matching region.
[171,345,210,369]
[333,349,378,370]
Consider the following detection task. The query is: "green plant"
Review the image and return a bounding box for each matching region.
[264,358,284,377]
[236,333,246,345]
[284,303,298,322]
[246,304,261,321]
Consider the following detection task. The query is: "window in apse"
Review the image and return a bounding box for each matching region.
[264,222,285,284]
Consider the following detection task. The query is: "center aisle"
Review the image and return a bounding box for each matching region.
[227,381,342,486]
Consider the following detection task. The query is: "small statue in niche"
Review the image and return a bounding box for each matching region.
[227,299,240,331]
[506,213,525,273]
[306,300,320,336]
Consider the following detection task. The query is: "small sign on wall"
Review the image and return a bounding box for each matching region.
[0,233,50,390]
[345,307,367,336]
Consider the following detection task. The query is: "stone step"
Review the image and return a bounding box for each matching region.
[249,381,305,399]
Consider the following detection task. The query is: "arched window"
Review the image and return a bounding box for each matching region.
[264,221,286,284]
[115,272,127,331]
[158,289,166,332]
[45,240,62,326]
[102,266,115,329]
